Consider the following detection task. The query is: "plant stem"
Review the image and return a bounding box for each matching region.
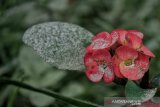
[140,70,149,89]
[113,77,127,86]
[0,77,102,107]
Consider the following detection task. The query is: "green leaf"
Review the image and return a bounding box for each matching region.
[0,78,102,107]
[40,69,66,87]
[19,46,66,86]
[125,81,157,102]
[19,47,67,106]
[47,0,68,11]
[29,92,55,107]
[0,87,11,107]
[19,46,52,76]
[23,22,94,71]
[61,82,85,97]
[18,84,55,107]
[150,73,160,88]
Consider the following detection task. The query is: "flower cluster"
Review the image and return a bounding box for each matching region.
[84,29,155,83]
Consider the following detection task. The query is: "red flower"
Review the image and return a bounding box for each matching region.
[111,29,155,57]
[113,46,150,80]
[84,30,155,83]
[84,48,114,83]
[91,32,118,50]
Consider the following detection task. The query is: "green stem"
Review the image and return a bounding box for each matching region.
[0,77,102,107]
[7,87,18,107]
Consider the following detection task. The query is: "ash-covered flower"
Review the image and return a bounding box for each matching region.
[84,48,114,83]
[84,30,155,82]
[90,32,118,50]
[113,46,150,80]
[111,29,155,57]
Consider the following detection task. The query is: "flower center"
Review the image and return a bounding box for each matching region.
[124,59,133,66]
[96,60,107,68]
[96,60,108,73]
[124,40,128,45]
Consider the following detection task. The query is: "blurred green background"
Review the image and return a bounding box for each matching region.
[0,0,160,107]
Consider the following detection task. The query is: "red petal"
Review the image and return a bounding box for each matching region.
[111,29,128,45]
[92,32,111,41]
[126,33,142,49]
[135,53,150,72]
[84,51,93,67]
[93,49,112,63]
[112,56,124,78]
[85,63,103,82]
[85,45,93,53]
[103,65,115,83]
[128,30,144,39]
[139,45,155,58]
[139,101,160,107]
[91,32,112,49]
[116,46,138,60]
[119,62,145,80]
[110,31,119,46]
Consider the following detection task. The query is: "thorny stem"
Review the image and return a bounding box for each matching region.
[0,77,102,107]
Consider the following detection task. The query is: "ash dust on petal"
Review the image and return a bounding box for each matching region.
[90,73,103,82]
[98,65,106,74]
[105,67,113,77]
[135,67,146,79]
[111,32,119,44]
[137,61,149,72]
[103,66,114,83]
[91,39,110,49]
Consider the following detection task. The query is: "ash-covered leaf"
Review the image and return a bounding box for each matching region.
[23,22,94,71]
[125,81,157,102]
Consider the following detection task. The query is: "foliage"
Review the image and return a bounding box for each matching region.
[125,81,157,102]
[23,22,93,71]
[0,0,160,107]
